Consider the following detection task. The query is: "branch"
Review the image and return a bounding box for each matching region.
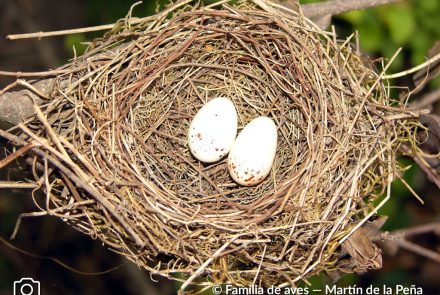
[377,222,440,264]
[0,79,54,125]
[6,0,193,40]
[410,88,440,110]
[388,222,440,238]
[300,0,401,19]
[0,91,35,125]
[394,239,440,263]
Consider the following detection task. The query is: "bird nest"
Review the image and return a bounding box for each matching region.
[0,0,427,291]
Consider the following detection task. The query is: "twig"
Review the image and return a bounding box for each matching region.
[393,239,440,263]
[5,0,401,41]
[6,0,193,40]
[0,235,128,275]
[410,88,440,109]
[180,236,238,290]
[0,142,34,169]
[7,24,125,40]
[0,69,72,77]
[14,80,50,100]
[0,181,39,189]
[391,222,440,237]
[383,52,440,79]
[339,153,395,244]
[0,129,145,247]
[400,144,440,189]
[300,0,400,19]
[397,176,424,205]
[377,222,440,264]
[252,244,267,285]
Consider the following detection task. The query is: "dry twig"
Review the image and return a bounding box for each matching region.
[0,0,435,289]
[300,0,401,19]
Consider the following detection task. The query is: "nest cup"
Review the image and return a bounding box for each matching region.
[2,0,424,289]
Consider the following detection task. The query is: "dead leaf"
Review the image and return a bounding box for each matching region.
[327,218,387,282]
[343,228,382,270]
[363,216,388,238]
[339,219,386,274]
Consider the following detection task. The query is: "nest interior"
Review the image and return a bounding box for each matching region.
[1,0,425,288]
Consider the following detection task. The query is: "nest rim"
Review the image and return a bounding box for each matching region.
[0,0,427,289]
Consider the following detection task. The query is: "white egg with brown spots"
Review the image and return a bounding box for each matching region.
[228,116,277,186]
[188,97,238,163]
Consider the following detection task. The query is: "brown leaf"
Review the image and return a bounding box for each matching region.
[413,41,440,92]
[363,216,388,238]
[327,217,386,282]
[341,227,383,273]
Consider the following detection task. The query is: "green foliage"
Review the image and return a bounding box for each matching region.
[373,269,412,287]
[64,34,87,57]
[62,0,168,51]
[336,0,440,79]
[84,0,161,24]
[379,5,415,45]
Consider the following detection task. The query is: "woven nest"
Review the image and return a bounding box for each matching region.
[1,0,427,290]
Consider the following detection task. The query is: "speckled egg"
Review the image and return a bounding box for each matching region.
[188,97,238,163]
[228,116,277,186]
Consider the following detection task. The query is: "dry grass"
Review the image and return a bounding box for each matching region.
[0,0,428,291]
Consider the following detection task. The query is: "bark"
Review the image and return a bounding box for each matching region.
[0,79,54,125]
[301,0,401,19]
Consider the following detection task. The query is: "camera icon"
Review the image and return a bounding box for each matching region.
[13,278,40,295]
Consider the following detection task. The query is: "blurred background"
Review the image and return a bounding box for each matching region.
[0,0,439,294]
